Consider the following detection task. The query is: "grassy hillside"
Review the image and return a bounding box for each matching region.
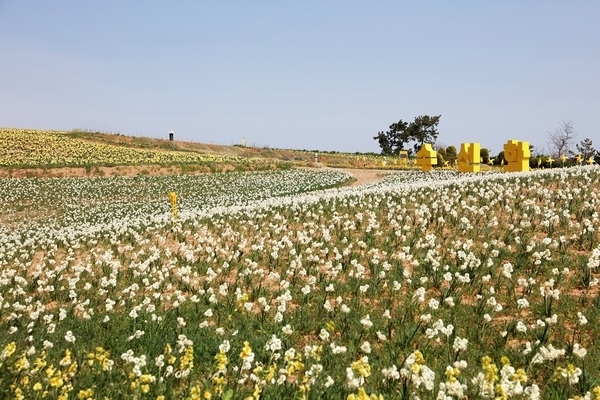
[0,128,392,176]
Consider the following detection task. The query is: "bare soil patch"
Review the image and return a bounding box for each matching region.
[339,168,387,187]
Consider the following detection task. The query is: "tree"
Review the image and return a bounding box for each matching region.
[436,152,445,168]
[373,120,409,155]
[373,115,441,155]
[495,151,507,166]
[547,121,576,157]
[480,148,490,164]
[445,146,457,165]
[373,131,393,155]
[405,115,442,153]
[575,138,598,161]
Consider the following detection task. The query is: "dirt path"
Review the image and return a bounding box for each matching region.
[339,168,387,187]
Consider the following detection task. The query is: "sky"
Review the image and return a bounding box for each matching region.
[1,1,599,155]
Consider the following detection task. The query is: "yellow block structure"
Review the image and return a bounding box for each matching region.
[457,142,481,173]
[503,140,530,172]
[416,143,437,172]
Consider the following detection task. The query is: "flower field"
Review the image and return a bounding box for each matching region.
[0,129,272,168]
[1,166,600,399]
[0,128,409,174]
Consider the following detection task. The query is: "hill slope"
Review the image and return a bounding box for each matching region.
[0,128,388,177]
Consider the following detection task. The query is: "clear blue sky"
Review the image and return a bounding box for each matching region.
[1,1,599,154]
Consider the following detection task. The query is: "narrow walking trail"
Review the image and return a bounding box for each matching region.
[339,168,386,187]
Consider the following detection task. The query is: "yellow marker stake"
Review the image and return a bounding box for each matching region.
[169,192,178,220]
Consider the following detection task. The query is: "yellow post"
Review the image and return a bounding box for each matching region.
[169,192,178,220]
[416,144,437,172]
[457,142,481,173]
[503,140,530,172]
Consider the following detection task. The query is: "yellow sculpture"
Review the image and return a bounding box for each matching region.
[457,142,481,173]
[416,144,437,172]
[560,154,567,166]
[575,155,583,165]
[588,156,596,165]
[503,140,530,172]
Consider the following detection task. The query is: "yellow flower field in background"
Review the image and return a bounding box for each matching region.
[0,128,263,168]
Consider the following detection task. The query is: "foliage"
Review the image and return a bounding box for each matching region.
[576,138,598,161]
[373,115,441,155]
[373,120,408,156]
[445,146,457,165]
[436,152,445,168]
[480,148,490,164]
[547,121,576,157]
[406,115,442,153]
[494,151,506,166]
